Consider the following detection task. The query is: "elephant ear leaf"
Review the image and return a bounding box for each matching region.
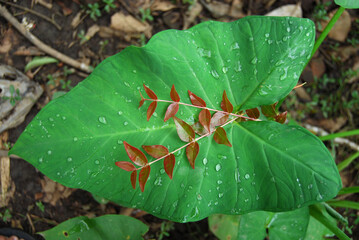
[10,16,341,223]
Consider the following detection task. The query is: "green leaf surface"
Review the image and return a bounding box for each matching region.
[209,207,309,240]
[39,215,148,240]
[334,0,359,8]
[304,216,335,240]
[10,16,341,222]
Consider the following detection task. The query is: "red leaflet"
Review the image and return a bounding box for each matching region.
[199,109,211,133]
[123,141,148,166]
[170,85,180,102]
[275,111,287,124]
[192,122,207,136]
[164,102,179,122]
[142,145,169,158]
[130,170,137,189]
[186,141,199,169]
[143,84,157,100]
[188,90,206,107]
[261,103,277,118]
[115,161,137,171]
[246,108,260,119]
[221,90,233,113]
[164,154,175,179]
[139,165,151,192]
[139,91,145,108]
[173,116,195,142]
[147,101,157,121]
[213,127,232,147]
[211,112,229,127]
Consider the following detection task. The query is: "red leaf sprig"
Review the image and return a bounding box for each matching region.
[261,103,287,124]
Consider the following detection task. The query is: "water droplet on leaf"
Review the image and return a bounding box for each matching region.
[98,116,107,124]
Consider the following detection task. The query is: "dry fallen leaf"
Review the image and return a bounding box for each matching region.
[200,0,230,18]
[322,9,351,42]
[40,176,74,206]
[151,0,177,12]
[183,1,203,30]
[310,57,326,79]
[229,0,245,18]
[111,12,152,38]
[265,3,302,17]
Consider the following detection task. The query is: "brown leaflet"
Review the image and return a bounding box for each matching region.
[211,112,229,127]
[186,141,199,169]
[147,101,157,121]
[142,145,169,158]
[170,85,180,102]
[164,102,179,122]
[139,165,151,192]
[123,141,148,166]
[164,154,175,179]
[188,90,206,107]
[199,109,211,133]
[261,103,277,118]
[173,116,195,142]
[275,111,287,124]
[246,108,260,119]
[143,84,157,100]
[213,127,232,147]
[130,170,137,189]
[192,122,207,136]
[139,91,145,108]
[221,90,233,113]
[115,161,137,171]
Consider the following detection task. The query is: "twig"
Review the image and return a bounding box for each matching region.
[26,213,36,233]
[0,0,61,30]
[304,123,359,151]
[0,4,92,73]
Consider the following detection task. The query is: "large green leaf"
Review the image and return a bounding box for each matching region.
[39,215,148,239]
[334,0,359,8]
[10,16,341,222]
[209,207,309,240]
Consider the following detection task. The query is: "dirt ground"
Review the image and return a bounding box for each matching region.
[0,0,358,239]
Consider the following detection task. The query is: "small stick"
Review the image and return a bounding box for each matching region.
[0,0,61,30]
[0,4,92,73]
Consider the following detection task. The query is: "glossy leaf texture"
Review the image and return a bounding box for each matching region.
[221,90,233,113]
[123,141,148,166]
[188,90,206,107]
[209,207,309,240]
[186,141,199,169]
[39,215,148,240]
[164,154,176,179]
[334,0,359,8]
[10,17,341,222]
[213,127,232,147]
[173,116,195,142]
[164,102,179,122]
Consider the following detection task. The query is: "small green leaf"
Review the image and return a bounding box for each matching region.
[24,57,58,72]
[39,215,148,240]
[334,0,359,8]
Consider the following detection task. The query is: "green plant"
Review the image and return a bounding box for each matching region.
[39,215,148,239]
[312,1,331,31]
[36,201,45,212]
[139,7,153,22]
[86,3,101,21]
[59,79,72,90]
[0,209,12,222]
[102,0,116,13]
[9,0,359,239]
[77,29,89,45]
[157,221,175,240]
[47,74,56,87]
[2,84,21,106]
[182,0,195,5]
